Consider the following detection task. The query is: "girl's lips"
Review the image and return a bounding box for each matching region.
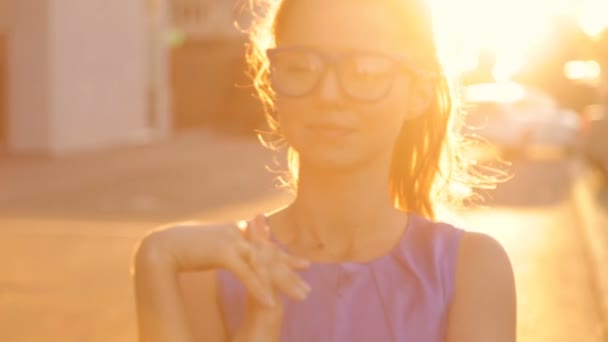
[307,123,356,139]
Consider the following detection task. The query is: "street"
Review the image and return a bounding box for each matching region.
[459,158,608,341]
[0,132,607,341]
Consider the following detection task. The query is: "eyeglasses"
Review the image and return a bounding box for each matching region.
[266,47,432,102]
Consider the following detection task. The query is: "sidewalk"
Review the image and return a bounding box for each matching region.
[571,160,608,326]
[0,129,291,224]
[0,129,293,342]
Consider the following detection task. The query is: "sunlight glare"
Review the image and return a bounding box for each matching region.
[564,60,601,82]
[580,0,608,38]
[427,0,604,79]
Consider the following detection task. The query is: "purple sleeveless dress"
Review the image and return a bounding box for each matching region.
[217,213,464,342]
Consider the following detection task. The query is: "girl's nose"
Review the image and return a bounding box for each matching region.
[317,68,345,103]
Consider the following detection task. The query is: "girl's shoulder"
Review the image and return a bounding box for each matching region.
[396,213,466,262]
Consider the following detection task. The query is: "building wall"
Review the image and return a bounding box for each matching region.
[8,0,52,153]
[0,1,13,144]
[147,0,173,138]
[171,0,242,38]
[48,0,149,154]
[0,1,14,29]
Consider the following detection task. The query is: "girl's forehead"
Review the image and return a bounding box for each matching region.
[275,0,410,54]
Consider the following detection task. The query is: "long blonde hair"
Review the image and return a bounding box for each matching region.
[238,0,503,219]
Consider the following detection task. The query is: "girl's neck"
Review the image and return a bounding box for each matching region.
[275,159,408,261]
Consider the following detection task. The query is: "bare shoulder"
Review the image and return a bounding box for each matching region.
[457,231,513,280]
[446,231,516,342]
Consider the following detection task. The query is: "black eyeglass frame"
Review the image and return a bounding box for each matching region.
[266,46,436,102]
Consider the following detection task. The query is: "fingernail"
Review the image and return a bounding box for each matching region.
[297,287,309,300]
[297,284,311,297]
[263,215,270,226]
[264,295,276,307]
[301,282,312,292]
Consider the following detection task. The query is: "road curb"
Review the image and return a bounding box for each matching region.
[569,159,608,337]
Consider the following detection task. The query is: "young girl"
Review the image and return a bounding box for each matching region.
[133,0,516,341]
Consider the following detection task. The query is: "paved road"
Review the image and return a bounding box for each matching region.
[0,131,288,342]
[0,133,606,341]
[459,157,608,341]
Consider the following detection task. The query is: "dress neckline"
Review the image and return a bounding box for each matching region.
[268,213,417,267]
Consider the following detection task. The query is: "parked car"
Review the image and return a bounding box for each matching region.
[462,82,583,158]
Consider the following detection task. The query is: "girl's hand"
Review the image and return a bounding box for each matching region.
[233,215,311,342]
[242,215,312,305]
[136,215,311,308]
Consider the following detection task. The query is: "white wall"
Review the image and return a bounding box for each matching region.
[8,0,52,153]
[48,0,149,154]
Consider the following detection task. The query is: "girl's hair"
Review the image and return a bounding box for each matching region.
[238,0,504,220]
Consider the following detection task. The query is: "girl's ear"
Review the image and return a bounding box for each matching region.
[406,77,435,119]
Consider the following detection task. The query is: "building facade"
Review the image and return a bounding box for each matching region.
[0,0,158,156]
[0,0,256,156]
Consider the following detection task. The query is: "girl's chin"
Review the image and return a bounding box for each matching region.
[287,135,390,174]
[296,149,375,174]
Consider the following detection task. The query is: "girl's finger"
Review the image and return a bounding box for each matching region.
[229,251,276,308]
[246,215,271,242]
[281,251,311,270]
[244,214,312,301]
[268,261,311,301]
[247,237,308,302]
[248,215,310,269]
[264,246,311,301]
[233,241,276,307]
[248,246,274,293]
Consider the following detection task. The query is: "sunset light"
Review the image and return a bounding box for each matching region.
[580,0,608,39]
[564,60,601,83]
[427,0,608,78]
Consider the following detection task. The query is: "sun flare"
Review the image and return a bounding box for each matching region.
[427,0,607,78]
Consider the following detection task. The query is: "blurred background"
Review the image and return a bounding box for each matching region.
[0,0,607,341]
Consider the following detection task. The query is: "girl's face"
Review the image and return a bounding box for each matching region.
[271,0,424,172]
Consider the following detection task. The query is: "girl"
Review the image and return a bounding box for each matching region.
[133,0,516,341]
